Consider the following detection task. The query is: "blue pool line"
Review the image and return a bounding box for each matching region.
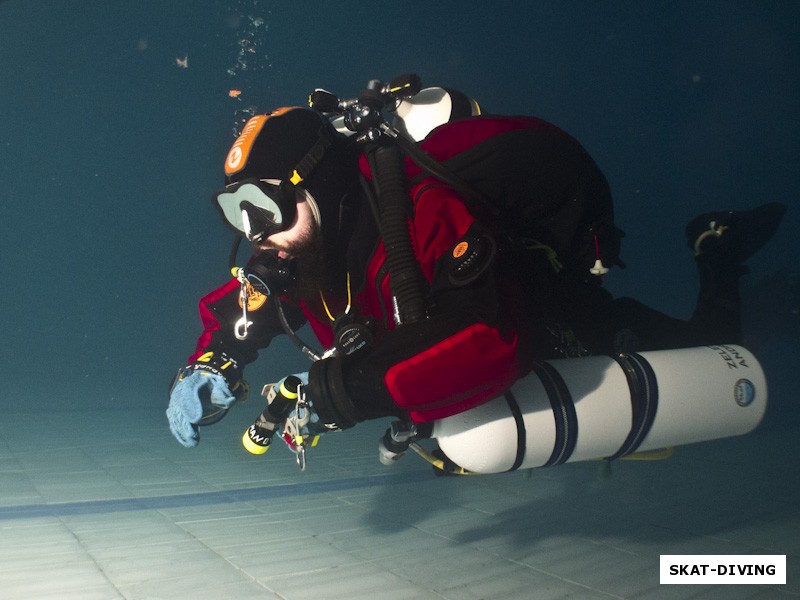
[0,470,429,521]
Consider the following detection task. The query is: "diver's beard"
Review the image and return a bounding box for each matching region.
[251,220,326,301]
[287,225,327,301]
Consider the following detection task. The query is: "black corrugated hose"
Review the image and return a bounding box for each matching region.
[371,143,427,325]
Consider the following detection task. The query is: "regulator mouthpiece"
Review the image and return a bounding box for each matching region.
[244,250,296,297]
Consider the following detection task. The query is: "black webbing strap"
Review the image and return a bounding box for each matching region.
[504,390,526,472]
[532,361,578,467]
[607,352,659,460]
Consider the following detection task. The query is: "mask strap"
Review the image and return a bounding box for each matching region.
[289,125,335,184]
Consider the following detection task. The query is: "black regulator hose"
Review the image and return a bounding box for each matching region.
[371,143,427,325]
[228,235,243,270]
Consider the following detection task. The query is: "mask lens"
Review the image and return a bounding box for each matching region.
[214,179,288,240]
[240,201,279,242]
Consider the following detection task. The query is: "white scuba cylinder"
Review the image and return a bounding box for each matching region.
[431,345,767,474]
[393,87,481,141]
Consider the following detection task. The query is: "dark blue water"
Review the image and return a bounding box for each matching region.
[1,0,797,422]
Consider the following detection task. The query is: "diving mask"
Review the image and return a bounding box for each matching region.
[214,178,297,243]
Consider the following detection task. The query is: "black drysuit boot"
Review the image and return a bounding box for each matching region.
[686,202,787,345]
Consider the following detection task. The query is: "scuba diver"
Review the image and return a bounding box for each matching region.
[166,78,786,451]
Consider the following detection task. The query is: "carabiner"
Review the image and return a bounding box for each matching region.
[296,446,307,471]
[234,268,253,340]
[235,315,252,340]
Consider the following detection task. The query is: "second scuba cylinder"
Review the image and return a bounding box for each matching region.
[431,345,767,474]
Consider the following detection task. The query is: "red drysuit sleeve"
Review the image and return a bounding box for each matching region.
[187,277,304,377]
[336,182,521,423]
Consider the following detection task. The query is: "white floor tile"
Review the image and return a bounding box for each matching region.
[0,407,796,599]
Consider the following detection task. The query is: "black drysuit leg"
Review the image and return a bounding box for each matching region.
[583,256,745,353]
